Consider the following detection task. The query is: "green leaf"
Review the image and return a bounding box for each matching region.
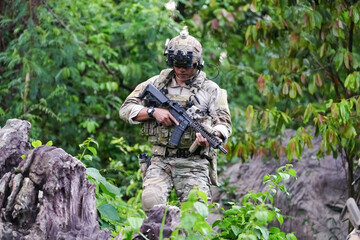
[98,204,120,221]
[32,140,42,148]
[344,124,357,139]
[100,181,120,197]
[339,101,350,123]
[269,227,281,233]
[194,202,209,218]
[308,11,315,30]
[231,225,241,236]
[263,175,271,183]
[87,146,97,156]
[319,43,326,58]
[86,168,106,182]
[344,73,355,90]
[276,213,284,225]
[255,209,268,222]
[288,168,297,178]
[313,11,323,29]
[196,190,208,204]
[245,26,252,40]
[245,105,255,132]
[181,214,196,230]
[334,51,344,71]
[286,233,297,240]
[280,112,291,124]
[251,25,257,41]
[255,226,269,239]
[354,7,359,24]
[128,217,144,230]
[303,104,313,124]
[278,184,286,192]
[80,120,99,134]
[212,220,221,228]
[238,233,257,240]
[77,62,86,72]
[84,154,93,161]
[289,83,296,98]
[308,77,316,95]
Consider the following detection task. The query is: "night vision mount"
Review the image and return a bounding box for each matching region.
[166,50,194,69]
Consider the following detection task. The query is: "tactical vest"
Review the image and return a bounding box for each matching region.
[141,69,207,148]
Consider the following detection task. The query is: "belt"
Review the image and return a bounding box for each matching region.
[151,145,201,158]
[165,147,201,158]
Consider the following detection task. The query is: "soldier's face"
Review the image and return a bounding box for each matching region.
[174,66,197,82]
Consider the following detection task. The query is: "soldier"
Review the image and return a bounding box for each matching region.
[119,27,232,212]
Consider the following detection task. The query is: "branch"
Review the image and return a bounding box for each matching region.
[310,52,345,99]
[348,19,354,53]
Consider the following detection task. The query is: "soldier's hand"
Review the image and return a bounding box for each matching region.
[196,132,209,147]
[153,108,179,127]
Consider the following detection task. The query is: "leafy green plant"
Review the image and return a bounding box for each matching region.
[106,137,151,200]
[171,188,216,240]
[21,139,54,159]
[87,167,145,238]
[169,165,297,240]
[76,137,99,162]
[214,164,297,240]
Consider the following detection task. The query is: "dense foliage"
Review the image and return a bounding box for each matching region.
[2,0,360,238]
[240,1,360,198]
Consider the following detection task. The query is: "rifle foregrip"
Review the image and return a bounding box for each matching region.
[218,146,228,154]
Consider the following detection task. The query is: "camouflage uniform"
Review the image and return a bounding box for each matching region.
[119,29,232,212]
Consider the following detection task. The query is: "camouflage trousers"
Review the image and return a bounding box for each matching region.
[141,154,211,212]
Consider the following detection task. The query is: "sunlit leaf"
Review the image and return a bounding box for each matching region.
[32,140,42,148]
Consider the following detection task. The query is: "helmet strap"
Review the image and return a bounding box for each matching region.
[185,69,201,86]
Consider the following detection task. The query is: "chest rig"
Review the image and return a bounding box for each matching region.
[141,69,206,148]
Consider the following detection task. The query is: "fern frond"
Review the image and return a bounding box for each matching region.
[28,102,62,122]
[46,85,68,101]
[19,113,42,122]
[8,77,23,88]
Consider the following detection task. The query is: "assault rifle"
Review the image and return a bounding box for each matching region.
[139,83,227,154]
[340,198,360,231]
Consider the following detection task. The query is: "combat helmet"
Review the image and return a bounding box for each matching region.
[164,26,204,69]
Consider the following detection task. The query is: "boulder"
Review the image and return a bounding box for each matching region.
[0,119,31,178]
[212,129,349,239]
[133,205,180,240]
[0,119,111,239]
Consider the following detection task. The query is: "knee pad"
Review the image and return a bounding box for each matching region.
[142,187,166,212]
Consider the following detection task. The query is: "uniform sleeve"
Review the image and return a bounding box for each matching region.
[206,84,232,142]
[119,77,156,124]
